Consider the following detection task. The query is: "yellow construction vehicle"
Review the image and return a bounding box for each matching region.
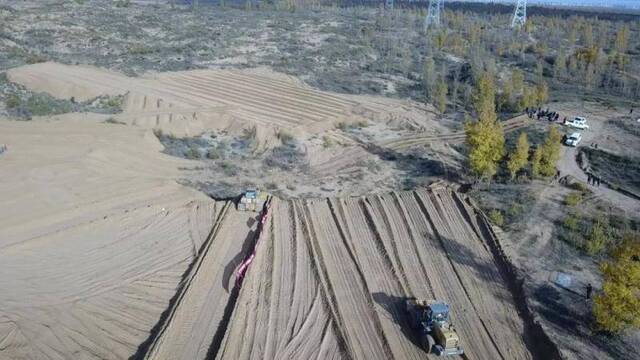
[237,188,268,212]
[406,298,464,357]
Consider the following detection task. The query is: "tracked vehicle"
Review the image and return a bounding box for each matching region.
[237,189,268,212]
[406,298,464,357]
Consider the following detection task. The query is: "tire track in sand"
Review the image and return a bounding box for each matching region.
[297,199,391,360]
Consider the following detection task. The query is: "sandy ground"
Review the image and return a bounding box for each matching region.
[0,62,561,360]
[7,62,444,145]
[144,205,257,360]
[0,115,218,359]
[213,187,535,360]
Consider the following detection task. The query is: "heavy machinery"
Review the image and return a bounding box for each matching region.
[237,189,268,212]
[406,298,464,357]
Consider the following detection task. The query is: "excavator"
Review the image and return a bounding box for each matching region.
[406,298,464,357]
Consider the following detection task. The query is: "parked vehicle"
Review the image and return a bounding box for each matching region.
[565,116,589,129]
[565,132,582,147]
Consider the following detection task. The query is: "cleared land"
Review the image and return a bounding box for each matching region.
[1,63,552,360]
[7,62,440,143]
[0,116,218,359]
[210,187,536,359]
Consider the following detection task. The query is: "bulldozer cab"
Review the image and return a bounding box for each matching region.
[427,302,450,325]
[406,299,464,356]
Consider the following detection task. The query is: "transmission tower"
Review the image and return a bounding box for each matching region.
[425,0,443,31]
[511,0,527,28]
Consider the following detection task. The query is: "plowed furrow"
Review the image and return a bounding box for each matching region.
[153,80,306,126]
[294,200,351,358]
[430,189,529,360]
[165,76,332,122]
[393,191,496,360]
[160,80,327,124]
[171,73,349,118]
[220,70,359,107]
[299,199,391,360]
[334,198,423,360]
[411,191,506,360]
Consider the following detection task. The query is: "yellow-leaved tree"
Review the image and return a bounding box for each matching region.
[593,233,640,333]
[465,72,505,179]
[507,132,529,179]
[538,126,562,177]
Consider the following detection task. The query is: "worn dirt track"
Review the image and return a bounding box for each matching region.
[152,186,543,360]
[381,115,532,150]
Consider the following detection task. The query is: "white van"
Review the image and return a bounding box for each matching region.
[566,117,589,129]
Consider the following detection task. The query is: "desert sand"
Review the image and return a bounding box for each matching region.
[0,114,218,359]
[0,62,548,360]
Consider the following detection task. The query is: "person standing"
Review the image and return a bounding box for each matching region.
[586,283,593,299]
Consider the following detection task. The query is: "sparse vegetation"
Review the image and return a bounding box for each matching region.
[564,191,583,207]
[1,73,124,119]
[336,120,368,131]
[585,219,608,255]
[488,209,504,226]
[583,148,640,195]
[322,135,334,148]
[593,233,640,333]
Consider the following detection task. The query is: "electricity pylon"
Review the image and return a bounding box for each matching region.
[425,0,443,31]
[512,0,527,28]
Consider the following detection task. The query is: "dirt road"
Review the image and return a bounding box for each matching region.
[556,116,640,214]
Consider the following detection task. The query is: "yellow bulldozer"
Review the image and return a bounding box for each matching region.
[406,298,464,357]
[237,188,268,212]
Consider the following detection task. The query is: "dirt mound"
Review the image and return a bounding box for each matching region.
[6,62,440,147]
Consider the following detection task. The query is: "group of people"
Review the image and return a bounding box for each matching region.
[525,107,562,122]
[587,172,602,187]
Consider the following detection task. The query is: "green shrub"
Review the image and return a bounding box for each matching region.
[25,54,47,64]
[336,121,368,131]
[564,191,583,207]
[206,148,221,160]
[570,181,589,193]
[184,148,201,159]
[488,209,504,226]
[585,220,607,255]
[219,161,239,176]
[6,94,20,109]
[593,233,640,333]
[563,214,580,232]
[322,135,334,148]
